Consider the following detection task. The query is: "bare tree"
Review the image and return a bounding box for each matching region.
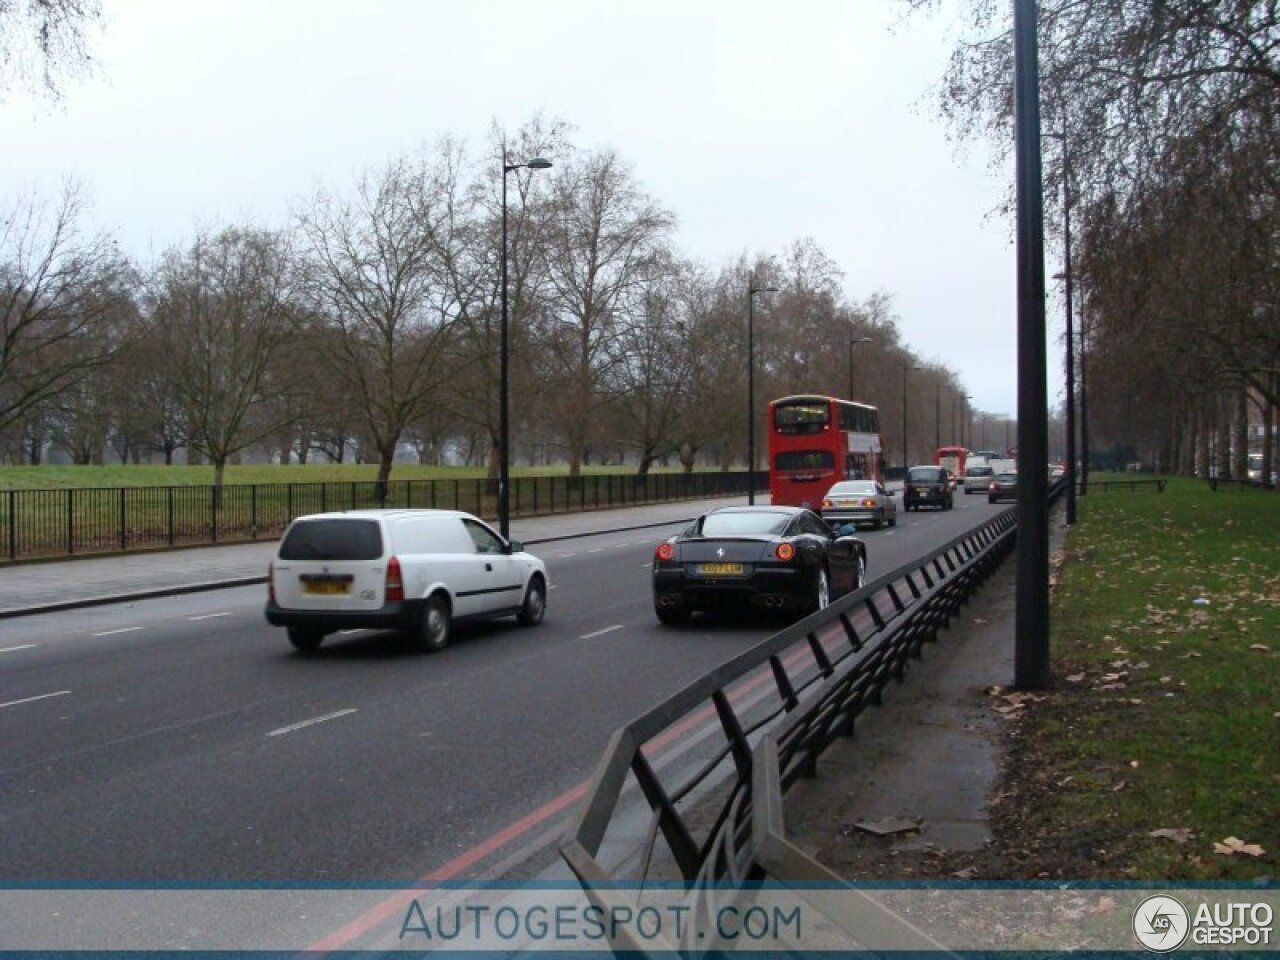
[0,182,132,434]
[536,149,675,477]
[1,0,103,99]
[296,151,456,488]
[147,227,299,487]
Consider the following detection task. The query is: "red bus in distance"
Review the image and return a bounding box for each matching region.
[767,395,883,509]
[935,445,968,480]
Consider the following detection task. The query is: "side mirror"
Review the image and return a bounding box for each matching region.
[507,539,523,554]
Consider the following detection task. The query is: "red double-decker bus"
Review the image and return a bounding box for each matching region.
[767,395,883,509]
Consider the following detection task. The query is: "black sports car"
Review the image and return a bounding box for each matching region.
[651,505,867,625]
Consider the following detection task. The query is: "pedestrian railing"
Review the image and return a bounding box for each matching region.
[559,483,1065,955]
[0,471,760,563]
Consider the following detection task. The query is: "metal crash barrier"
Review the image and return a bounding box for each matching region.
[559,490,1069,955]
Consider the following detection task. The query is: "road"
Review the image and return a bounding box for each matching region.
[0,493,1006,883]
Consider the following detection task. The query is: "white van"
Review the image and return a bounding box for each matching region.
[265,509,547,653]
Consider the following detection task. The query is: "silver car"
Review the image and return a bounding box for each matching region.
[962,464,995,494]
[820,480,898,530]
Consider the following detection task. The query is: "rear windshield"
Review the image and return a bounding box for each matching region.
[279,519,383,561]
[907,467,944,482]
[966,466,994,477]
[700,512,791,536]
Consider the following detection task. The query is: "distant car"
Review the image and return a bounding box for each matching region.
[962,464,995,494]
[988,472,1018,503]
[903,465,954,511]
[651,505,866,625]
[265,509,547,653]
[1049,463,1066,480]
[820,479,898,530]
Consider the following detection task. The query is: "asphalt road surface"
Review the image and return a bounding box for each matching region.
[0,494,1006,883]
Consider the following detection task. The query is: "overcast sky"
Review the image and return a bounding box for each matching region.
[2,0,1060,421]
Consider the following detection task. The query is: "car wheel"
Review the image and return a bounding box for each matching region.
[517,574,546,626]
[417,593,451,653]
[853,552,866,591]
[988,495,997,504]
[873,511,884,530]
[655,600,690,625]
[810,567,830,613]
[287,627,324,653]
[888,510,897,528]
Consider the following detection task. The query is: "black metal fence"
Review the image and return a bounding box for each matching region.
[0,471,759,564]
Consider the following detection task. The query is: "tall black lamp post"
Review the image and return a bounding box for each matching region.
[499,155,552,540]
[847,336,873,400]
[902,361,917,471]
[747,277,779,504]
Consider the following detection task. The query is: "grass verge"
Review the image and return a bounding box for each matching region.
[992,476,1278,879]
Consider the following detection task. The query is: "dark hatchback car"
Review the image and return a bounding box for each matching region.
[903,465,954,512]
[988,472,1018,503]
[651,506,866,625]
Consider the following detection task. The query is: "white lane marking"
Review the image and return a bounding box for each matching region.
[0,644,39,654]
[559,553,577,559]
[0,690,71,711]
[580,625,623,640]
[267,708,357,737]
[587,548,604,554]
[92,626,142,637]
[187,612,231,621]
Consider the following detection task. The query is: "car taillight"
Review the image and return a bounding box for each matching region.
[821,498,834,508]
[775,543,796,561]
[860,498,876,507]
[989,482,997,491]
[385,556,405,602]
[267,561,275,603]
[656,543,675,562]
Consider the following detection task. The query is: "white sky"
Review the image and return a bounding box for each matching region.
[2,0,1063,420]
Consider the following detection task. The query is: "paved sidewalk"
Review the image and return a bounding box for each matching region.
[0,496,745,618]
[782,508,1068,880]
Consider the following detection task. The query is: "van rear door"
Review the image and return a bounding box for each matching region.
[272,518,389,611]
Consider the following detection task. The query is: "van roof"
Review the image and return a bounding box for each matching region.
[288,509,475,523]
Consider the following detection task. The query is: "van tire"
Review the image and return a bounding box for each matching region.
[287,627,324,653]
[517,575,547,626]
[418,593,451,653]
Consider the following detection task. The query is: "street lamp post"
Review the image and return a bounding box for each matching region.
[499,154,552,540]
[747,277,779,505]
[847,336,873,400]
[935,379,942,451]
[902,362,917,471]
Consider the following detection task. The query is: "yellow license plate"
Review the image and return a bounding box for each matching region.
[698,563,744,576]
[303,579,351,595]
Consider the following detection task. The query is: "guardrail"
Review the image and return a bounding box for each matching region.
[560,501,1032,954]
[0,471,761,564]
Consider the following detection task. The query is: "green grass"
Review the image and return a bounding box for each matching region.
[0,462,714,490]
[996,477,1279,879]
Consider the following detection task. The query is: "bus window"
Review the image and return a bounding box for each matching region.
[776,450,835,471]
[774,402,830,433]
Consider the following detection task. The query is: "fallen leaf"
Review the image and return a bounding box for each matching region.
[852,817,924,837]
[1112,780,1127,792]
[1149,828,1194,844]
[1213,837,1265,857]
[1066,672,1086,683]
[952,866,978,880]
[1250,644,1270,652]
[1129,760,1140,768]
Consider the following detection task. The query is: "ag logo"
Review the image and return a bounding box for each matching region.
[1133,894,1190,952]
